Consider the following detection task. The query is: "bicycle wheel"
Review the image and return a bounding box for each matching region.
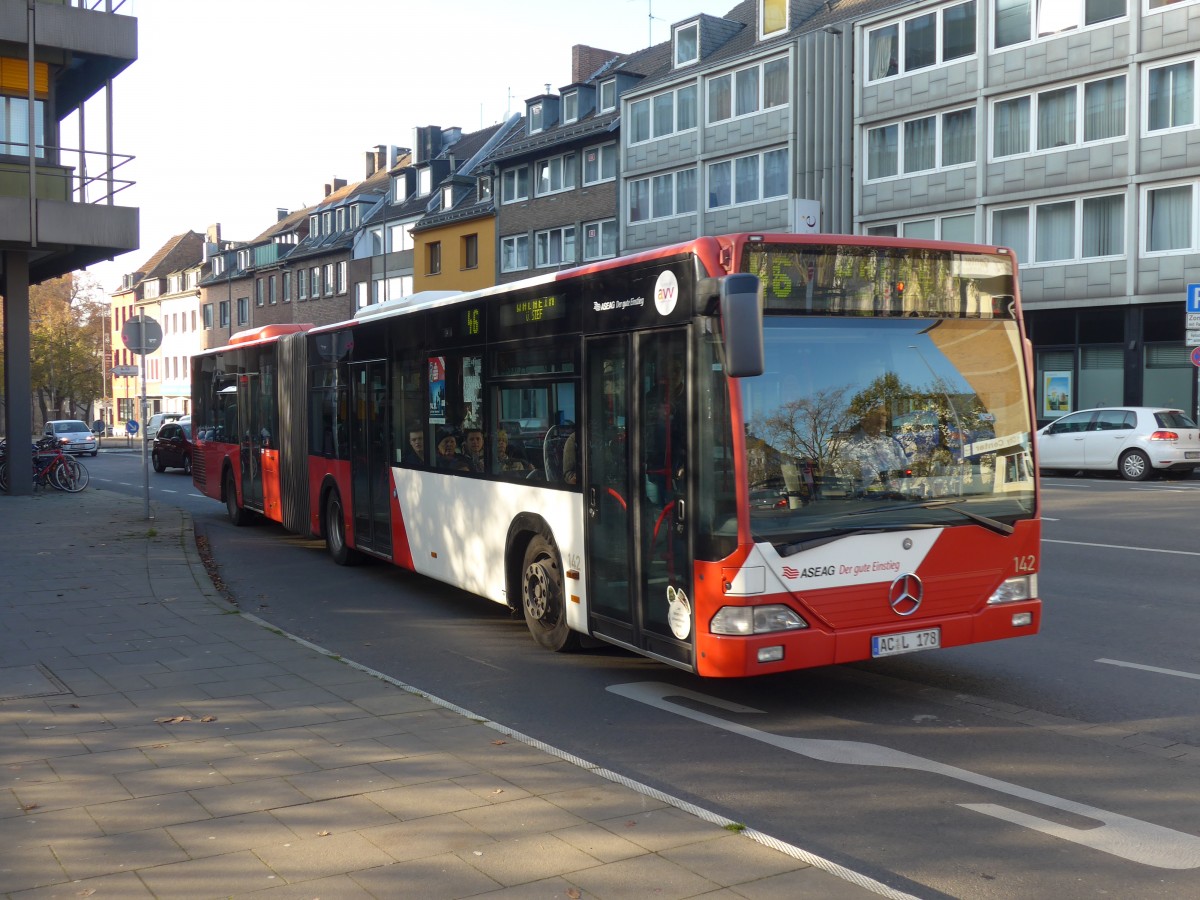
[0,460,7,492]
[56,456,89,492]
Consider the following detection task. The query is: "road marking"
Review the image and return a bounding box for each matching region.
[1043,538,1200,557]
[608,682,1200,870]
[1097,659,1200,682]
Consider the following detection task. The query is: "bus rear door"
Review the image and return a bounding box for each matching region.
[348,360,393,558]
[585,329,695,671]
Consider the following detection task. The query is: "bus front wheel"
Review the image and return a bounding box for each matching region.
[520,535,578,652]
[224,470,250,526]
[325,489,363,566]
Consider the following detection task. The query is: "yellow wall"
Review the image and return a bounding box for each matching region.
[413,215,496,293]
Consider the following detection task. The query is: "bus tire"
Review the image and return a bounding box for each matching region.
[325,489,363,566]
[224,469,250,526]
[520,534,578,652]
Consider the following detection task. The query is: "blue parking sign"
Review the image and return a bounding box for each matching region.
[1188,284,1200,313]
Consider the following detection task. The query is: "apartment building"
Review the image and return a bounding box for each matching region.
[0,0,138,487]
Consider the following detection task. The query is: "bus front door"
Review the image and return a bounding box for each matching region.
[585,329,694,671]
[349,361,393,558]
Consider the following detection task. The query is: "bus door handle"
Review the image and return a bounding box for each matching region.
[588,486,599,521]
[675,498,686,533]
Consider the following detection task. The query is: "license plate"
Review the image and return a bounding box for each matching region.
[1186,452,1200,460]
[872,627,941,658]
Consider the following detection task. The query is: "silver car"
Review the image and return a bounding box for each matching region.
[1037,406,1200,480]
[43,419,99,456]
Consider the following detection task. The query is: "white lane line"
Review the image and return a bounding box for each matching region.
[1043,538,1200,557]
[609,682,1200,870]
[1097,659,1200,682]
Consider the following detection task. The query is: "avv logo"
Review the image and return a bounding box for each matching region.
[654,270,679,316]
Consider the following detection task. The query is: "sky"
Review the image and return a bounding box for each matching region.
[82,0,743,295]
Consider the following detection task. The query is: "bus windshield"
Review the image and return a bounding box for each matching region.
[739,315,1035,549]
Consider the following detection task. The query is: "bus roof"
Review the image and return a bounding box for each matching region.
[227,323,314,345]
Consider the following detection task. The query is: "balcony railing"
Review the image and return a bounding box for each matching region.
[0,142,134,204]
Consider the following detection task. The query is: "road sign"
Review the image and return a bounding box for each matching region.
[1192,347,1200,368]
[126,420,139,435]
[1188,330,1200,348]
[1189,284,1200,314]
[111,365,139,376]
[120,315,162,355]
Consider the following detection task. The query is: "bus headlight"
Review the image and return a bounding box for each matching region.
[710,605,808,635]
[988,574,1037,604]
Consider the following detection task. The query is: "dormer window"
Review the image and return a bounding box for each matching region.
[599,80,616,112]
[336,207,346,232]
[674,21,699,67]
[236,249,251,269]
[529,101,545,134]
[442,184,454,208]
[478,175,493,202]
[760,0,788,39]
[309,214,319,237]
[322,211,332,234]
[393,173,408,203]
[564,91,579,123]
[418,167,433,196]
[211,256,225,277]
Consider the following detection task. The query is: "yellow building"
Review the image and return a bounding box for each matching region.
[412,174,498,295]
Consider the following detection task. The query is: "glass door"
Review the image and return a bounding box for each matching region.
[349,361,393,557]
[241,374,264,511]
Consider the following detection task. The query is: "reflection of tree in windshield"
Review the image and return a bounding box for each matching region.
[750,372,996,502]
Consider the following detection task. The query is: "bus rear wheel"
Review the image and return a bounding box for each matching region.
[325,489,363,566]
[521,535,578,652]
[224,470,250,526]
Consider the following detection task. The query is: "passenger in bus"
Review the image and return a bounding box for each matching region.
[402,424,425,465]
[462,427,486,473]
[435,428,471,472]
[562,431,578,485]
[496,428,531,473]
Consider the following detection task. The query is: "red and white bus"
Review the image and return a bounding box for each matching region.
[191,233,1040,677]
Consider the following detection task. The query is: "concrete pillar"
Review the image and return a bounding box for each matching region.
[3,251,33,495]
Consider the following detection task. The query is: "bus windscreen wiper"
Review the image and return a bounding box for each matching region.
[843,499,1014,536]
[774,523,939,557]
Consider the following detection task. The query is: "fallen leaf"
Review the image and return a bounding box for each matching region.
[76,890,96,898]
[154,716,192,724]
[316,830,331,837]
[22,803,39,811]
[492,789,504,795]
[491,740,507,746]
[567,889,581,899]
[199,716,218,723]
[625,820,637,827]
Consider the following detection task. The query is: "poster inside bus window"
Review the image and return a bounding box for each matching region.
[429,356,446,423]
[1042,371,1071,418]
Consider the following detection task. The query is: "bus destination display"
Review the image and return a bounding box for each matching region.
[500,294,564,329]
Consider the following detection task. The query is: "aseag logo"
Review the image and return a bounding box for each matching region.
[654,270,679,316]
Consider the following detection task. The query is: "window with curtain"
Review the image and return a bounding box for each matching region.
[995,0,1031,48]
[1035,202,1075,261]
[653,93,674,138]
[993,207,1030,259]
[652,173,674,218]
[1148,61,1194,131]
[708,74,731,123]
[708,160,731,208]
[1037,86,1077,149]
[0,97,45,157]
[735,155,759,204]
[944,2,977,61]
[869,24,899,80]
[629,99,651,143]
[993,96,1030,157]
[868,125,898,179]
[903,116,936,172]
[941,213,975,242]
[942,108,976,166]
[1147,184,1192,252]
[764,59,788,108]
[1082,194,1124,258]
[1084,76,1125,141]
[763,149,788,197]
[905,13,937,71]
[676,168,697,213]
[735,67,759,116]
[629,180,650,222]
[678,85,697,130]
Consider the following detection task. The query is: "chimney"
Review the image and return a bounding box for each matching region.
[206,223,221,244]
[277,208,289,221]
[366,144,387,177]
[572,44,620,83]
[323,178,347,197]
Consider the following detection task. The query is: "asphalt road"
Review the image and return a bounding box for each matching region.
[88,452,1200,898]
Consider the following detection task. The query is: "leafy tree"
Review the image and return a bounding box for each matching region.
[26,274,108,424]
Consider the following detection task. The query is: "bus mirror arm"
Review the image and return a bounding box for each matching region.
[717,273,764,378]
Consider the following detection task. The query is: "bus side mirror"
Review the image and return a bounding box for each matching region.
[719,273,764,378]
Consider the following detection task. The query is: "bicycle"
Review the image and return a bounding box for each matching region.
[0,437,89,492]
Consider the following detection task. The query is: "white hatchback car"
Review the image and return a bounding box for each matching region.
[43,420,98,456]
[1037,406,1200,480]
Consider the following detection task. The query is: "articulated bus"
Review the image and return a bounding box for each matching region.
[191,233,1040,677]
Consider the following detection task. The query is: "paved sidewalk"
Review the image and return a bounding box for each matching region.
[0,489,901,899]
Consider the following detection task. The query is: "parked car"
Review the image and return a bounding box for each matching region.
[152,420,193,473]
[1037,406,1200,480]
[145,412,184,442]
[42,420,98,456]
